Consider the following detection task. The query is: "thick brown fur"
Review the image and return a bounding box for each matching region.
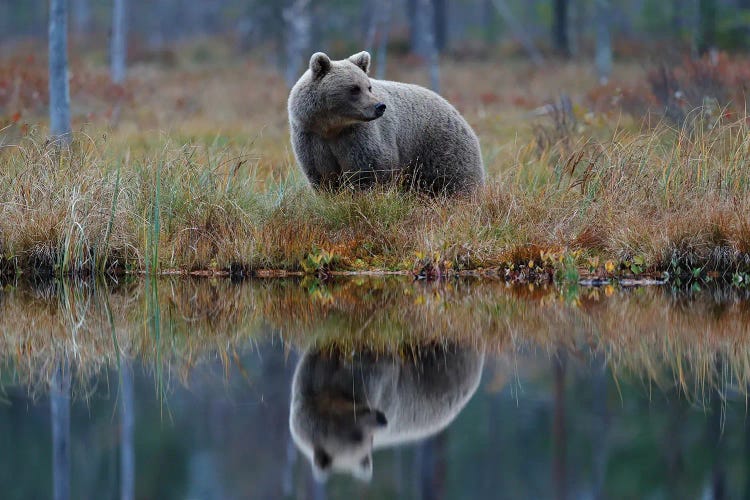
[288,51,485,196]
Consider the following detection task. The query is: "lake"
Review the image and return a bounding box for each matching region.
[1,277,749,499]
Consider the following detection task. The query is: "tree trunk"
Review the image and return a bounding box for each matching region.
[111,0,127,84]
[594,0,612,84]
[671,0,683,38]
[483,0,498,46]
[696,0,717,55]
[363,0,378,54]
[492,0,544,66]
[72,0,91,35]
[407,0,419,53]
[432,0,447,52]
[49,0,72,145]
[283,0,311,89]
[419,0,440,92]
[552,0,570,57]
[375,0,393,80]
[119,361,135,500]
[51,362,71,500]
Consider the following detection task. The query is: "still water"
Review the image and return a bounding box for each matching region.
[1,277,750,499]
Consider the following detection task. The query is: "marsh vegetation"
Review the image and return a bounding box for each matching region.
[2,50,750,285]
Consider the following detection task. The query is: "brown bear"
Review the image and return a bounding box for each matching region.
[289,343,484,482]
[287,51,485,196]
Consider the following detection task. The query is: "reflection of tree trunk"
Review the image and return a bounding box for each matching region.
[552,352,567,500]
[591,359,609,500]
[709,358,726,500]
[120,362,135,500]
[417,434,447,500]
[664,390,687,496]
[744,384,750,500]
[51,362,71,500]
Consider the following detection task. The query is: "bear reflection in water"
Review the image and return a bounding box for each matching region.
[289,343,484,482]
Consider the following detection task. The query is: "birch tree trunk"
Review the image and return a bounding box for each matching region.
[49,0,72,145]
[432,0,447,52]
[594,0,612,84]
[363,0,378,54]
[671,0,684,39]
[72,0,91,35]
[553,0,570,57]
[696,0,717,55]
[492,0,544,66]
[407,0,419,53]
[283,0,311,89]
[111,0,127,84]
[419,0,440,93]
[375,0,393,80]
[483,0,498,46]
[51,362,71,500]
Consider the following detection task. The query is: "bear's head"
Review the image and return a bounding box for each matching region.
[291,399,388,483]
[289,51,386,136]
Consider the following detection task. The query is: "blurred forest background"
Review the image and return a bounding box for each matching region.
[3,0,750,63]
[2,0,750,140]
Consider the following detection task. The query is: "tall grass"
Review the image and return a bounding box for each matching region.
[1,115,749,280]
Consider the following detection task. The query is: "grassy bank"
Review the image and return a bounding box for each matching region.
[2,118,749,283]
[1,52,750,284]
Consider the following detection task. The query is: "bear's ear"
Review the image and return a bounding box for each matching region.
[309,52,332,79]
[348,51,371,74]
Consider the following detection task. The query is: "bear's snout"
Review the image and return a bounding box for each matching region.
[374,103,386,118]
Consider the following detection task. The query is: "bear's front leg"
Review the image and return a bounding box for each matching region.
[333,134,396,189]
[291,129,342,190]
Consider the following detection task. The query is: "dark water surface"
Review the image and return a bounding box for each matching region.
[2,277,750,499]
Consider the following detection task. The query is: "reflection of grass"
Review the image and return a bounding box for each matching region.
[1,277,749,402]
[1,56,749,280]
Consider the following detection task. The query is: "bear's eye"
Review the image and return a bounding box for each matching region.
[350,85,361,95]
[368,85,372,92]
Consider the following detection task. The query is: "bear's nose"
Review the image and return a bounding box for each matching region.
[374,103,386,117]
